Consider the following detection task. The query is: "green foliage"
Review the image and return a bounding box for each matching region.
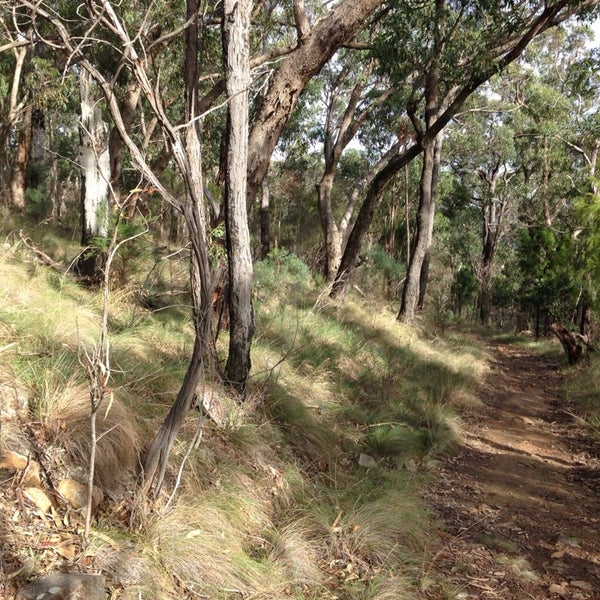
[254,248,313,302]
[517,225,577,320]
[451,266,477,317]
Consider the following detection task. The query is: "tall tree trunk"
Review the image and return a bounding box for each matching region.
[77,69,110,280]
[317,172,343,281]
[9,102,33,210]
[398,135,438,323]
[416,133,442,310]
[143,0,215,494]
[223,0,254,395]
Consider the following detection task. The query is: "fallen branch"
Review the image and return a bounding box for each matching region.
[18,230,64,272]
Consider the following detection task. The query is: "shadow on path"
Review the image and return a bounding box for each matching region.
[425,341,600,600]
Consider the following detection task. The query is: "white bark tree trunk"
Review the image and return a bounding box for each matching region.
[78,69,110,278]
[223,0,254,394]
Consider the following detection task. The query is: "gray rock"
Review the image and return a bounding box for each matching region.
[15,573,105,600]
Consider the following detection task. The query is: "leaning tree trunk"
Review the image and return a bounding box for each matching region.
[77,69,110,280]
[223,0,254,395]
[143,0,215,494]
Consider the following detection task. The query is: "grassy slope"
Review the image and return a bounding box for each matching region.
[0,223,489,599]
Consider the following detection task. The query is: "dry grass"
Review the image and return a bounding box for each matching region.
[44,384,142,491]
[0,236,494,598]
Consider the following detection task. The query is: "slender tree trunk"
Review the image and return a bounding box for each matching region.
[417,133,442,309]
[9,102,33,210]
[399,136,438,323]
[0,42,29,197]
[317,172,343,281]
[404,163,411,266]
[223,0,254,395]
[78,69,110,279]
[260,174,271,259]
[109,81,142,195]
[143,0,215,493]
[398,0,444,323]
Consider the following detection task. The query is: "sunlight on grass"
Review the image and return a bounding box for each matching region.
[0,241,493,598]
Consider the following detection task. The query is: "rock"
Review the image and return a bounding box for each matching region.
[358,453,377,468]
[15,573,105,600]
[22,460,42,487]
[548,582,568,596]
[0,383,29,418]
[570,580,593,591]
[23,487,54,513]
[57,479,103,510]
[0,450,28,470]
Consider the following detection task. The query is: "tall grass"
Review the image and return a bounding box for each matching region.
[0,235,488,598]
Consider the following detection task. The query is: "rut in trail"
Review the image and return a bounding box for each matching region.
[425,341,600,600]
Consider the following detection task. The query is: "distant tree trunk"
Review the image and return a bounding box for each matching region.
[330,142,417,299]
[77,69,110,280]
[108,80,142,196]
[317,172,344,281]
[0,40,29,199]
[9,102,32,210]
[417,133,442,310]
[223,0,254,395]
[260,174,271,259]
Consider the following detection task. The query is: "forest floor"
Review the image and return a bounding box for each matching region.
[424,341,600,600]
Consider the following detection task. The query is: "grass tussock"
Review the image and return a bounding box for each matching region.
[44,384,142,491]
[563,352,600,443]
[0,233,490,598]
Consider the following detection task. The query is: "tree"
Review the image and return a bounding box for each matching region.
[331,0,600,306]
[246,0,386,209]
[222,0,254,394]
[445,91,519,325]
[77,68,110,280]
[315,51,392,281]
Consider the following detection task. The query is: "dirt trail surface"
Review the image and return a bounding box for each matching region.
[425,342,600,599]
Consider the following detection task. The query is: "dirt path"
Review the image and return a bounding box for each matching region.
[425,341,600,599]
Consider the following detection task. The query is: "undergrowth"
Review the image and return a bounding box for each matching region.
[0,227,488,599]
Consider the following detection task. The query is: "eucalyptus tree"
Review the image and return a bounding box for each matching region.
[222,0,253,393]
[445,91,521,325]
[315,49,393,281]
[330,0,600,315]
[246,0,387,211]
[510,25,600,332]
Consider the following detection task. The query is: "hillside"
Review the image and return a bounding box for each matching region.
[1,228,599,599]
[0,231,488,599]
